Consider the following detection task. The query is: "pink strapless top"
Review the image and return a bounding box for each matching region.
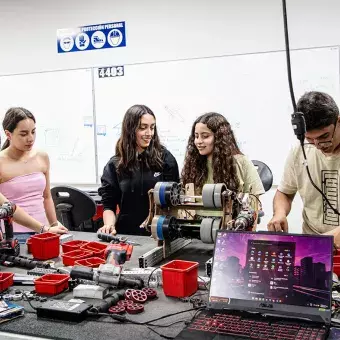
[0,172,48,232]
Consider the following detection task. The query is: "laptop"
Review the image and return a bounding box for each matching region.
[175,230,333,340]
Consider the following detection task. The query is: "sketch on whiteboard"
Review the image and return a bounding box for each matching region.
[44,129,60,147]
[164,105,185,123]
[57,137,84,161]
[112,122,122,137]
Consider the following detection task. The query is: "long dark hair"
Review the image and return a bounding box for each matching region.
[115,105,164,174]
[2,107,36,150]
[181,112,241,192]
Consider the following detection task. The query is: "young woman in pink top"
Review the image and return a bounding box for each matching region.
[0,107,68,238]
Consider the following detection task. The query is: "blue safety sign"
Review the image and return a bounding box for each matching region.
[57,21,126,53]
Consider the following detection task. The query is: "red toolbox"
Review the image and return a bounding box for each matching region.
[74,257,106,268]
[80,241,107,258]
[0,272,14,292]
[34,274,70,295]
[62,240,89,253]
[62,249,93,266]
[30,232,60,260]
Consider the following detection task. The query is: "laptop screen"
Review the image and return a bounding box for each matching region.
[209,231,333,311]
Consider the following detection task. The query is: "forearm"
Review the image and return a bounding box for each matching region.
[43,196,58,225]
[273,190,294,216]
[103,209,116,226]
[13,206,42,233]
[0,193,42,232]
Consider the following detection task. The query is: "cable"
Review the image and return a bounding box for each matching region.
[281,0,340,216]
[89,307,200,326]
[301,144,340,215]
[147,267,159,287]
[249,194,263,209]
[147,326,174,339]
[21,291,37,312]
[198,275,210,291]
[282,0,296,111]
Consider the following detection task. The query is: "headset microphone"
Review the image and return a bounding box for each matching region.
[291,112,306,143]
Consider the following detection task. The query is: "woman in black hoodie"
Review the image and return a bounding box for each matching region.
[97,104,179,236]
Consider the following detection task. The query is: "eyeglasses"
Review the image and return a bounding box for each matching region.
[305,121,338,149]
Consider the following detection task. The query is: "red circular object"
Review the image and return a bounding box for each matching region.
[142,288,157,300]
[125,289,135,300]
[117,299,134,307]
[126,303,144,314]
[131,289,147,304]
[108,305,126,314]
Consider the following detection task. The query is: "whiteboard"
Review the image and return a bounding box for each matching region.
[0,69,97,184]
[94,47,340,185]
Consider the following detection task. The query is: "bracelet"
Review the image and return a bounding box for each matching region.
[50,222,59,227]
[40,225,51,233]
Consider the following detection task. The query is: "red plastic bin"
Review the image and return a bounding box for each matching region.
[26,237,32,254]
[334,264,340,276]
[34,274,70,295]
[62,240,89,254]
[0,272,14,292]
[30,232,60,260]
[334,255,340,264]
[161,260,199,297]
[74,257,106,268]
[80,241,107,258]
[62,249,93,266]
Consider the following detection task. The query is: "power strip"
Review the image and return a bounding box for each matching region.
[36,300,92,322]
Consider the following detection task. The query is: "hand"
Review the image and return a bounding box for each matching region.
[267,214,288,232]
[48,224,68,234]
[97,224,117,235]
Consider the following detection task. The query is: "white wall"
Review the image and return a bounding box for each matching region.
[1,0,340,75]
[0,0,337,231]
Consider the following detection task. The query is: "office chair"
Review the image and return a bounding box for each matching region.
[251,160,273,192]
[51,186,97,232]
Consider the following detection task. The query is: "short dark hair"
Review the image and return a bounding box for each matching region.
[297,91,339,131]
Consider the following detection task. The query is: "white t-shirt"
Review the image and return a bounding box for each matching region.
[279,144,340,234]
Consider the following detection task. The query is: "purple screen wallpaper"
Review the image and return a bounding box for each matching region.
[210,232,333,309]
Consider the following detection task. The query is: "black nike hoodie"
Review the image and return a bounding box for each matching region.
[99,149,179,235]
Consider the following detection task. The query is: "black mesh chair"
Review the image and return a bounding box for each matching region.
[51,186,97,232]
[251,160,273,192]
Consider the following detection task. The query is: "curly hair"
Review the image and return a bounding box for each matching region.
[181,112,241,192]
[115,104,164,175]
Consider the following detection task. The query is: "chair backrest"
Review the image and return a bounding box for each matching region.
[251,160,273,192]
[51,186,96,231]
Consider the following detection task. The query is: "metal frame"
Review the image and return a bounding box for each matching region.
[138,238,191,268]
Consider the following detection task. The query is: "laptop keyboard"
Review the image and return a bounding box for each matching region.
[188,312,327,339]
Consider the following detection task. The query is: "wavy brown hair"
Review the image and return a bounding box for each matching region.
[115,104,164,175]
[181,112,241,192]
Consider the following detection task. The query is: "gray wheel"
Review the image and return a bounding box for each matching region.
[153,183,162,206]
[213,183,226,208]
[200,218,214,243]
[202,184,215,208]
[212,218,222,243]
[151,216,160,240]
[153,182,180,207]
